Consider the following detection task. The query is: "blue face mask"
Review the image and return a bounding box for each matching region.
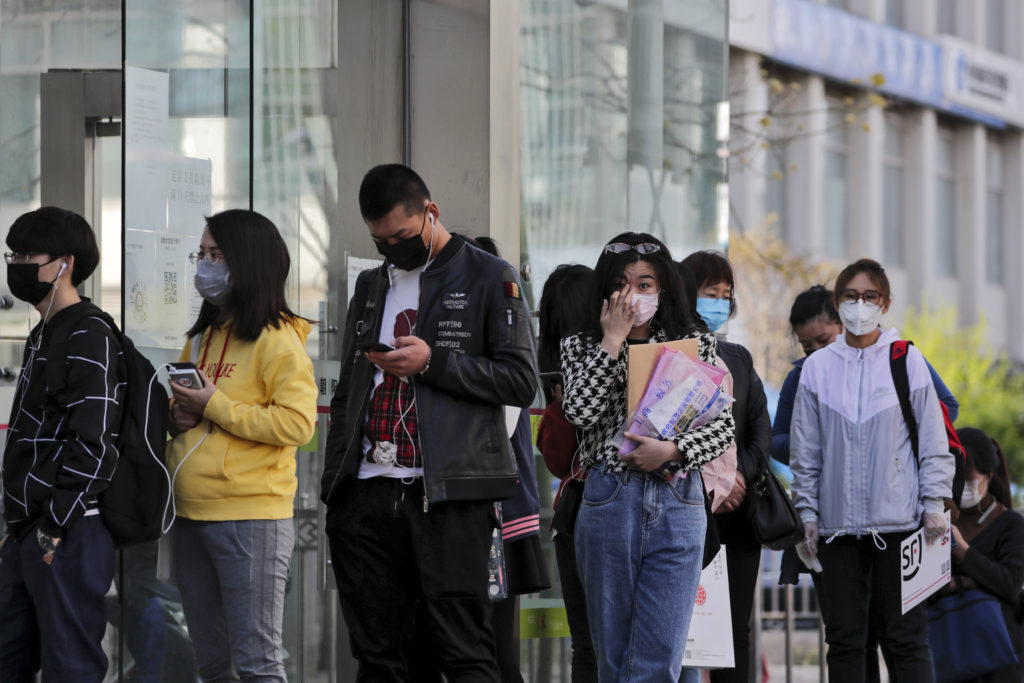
[696,297,730,332]
[195,258,232,306]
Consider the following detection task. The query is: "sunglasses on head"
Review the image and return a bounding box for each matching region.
[604,242,661,255]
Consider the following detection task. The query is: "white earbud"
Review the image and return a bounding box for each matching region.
[429,212,435,227]
[57,261,67,278]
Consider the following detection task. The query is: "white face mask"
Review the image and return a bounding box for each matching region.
[632,292,659,327]
[838,300,883,336]
[960,479,987,509]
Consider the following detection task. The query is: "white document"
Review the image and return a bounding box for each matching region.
[900,511,952,615]
[682,546,735,669]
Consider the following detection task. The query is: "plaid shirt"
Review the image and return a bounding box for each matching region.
[364,307,420,468]
[365,374,420,467]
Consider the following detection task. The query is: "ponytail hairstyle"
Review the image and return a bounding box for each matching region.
[956,427,1013,508]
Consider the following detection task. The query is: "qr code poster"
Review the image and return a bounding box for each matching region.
[682,546,734,669]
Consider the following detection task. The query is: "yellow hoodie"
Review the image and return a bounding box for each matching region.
[166,317,317,521]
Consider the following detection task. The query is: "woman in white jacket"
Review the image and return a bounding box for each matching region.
[790,258,954,683]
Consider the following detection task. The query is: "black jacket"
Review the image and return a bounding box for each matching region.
[718,340,771,483]
[2,303,126,539]
[320,235,538,508]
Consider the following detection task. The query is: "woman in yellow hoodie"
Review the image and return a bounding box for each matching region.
[166,209,317,682]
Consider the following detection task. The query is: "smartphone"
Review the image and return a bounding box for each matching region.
[357,341,396,353]
[168,362,204,389]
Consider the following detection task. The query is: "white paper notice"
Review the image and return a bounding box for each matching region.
[900,511,952,615]
[125,230,200,350]
[124,66,169,233]
[682,546,735,669]
[168,157,213,235]
[347,255,384,301]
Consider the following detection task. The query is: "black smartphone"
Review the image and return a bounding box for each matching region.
[357,341,396,353]
[168,362,204,389]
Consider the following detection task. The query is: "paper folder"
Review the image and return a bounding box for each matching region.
[625,338,700,415]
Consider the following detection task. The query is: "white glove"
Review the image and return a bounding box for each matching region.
[923,512,947,545]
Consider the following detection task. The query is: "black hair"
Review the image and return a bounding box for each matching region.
[674,261,706,332]
[6,206,99,286]
[789,285,842,331]
[957,427,1013,508]
[358,164,431,223]
[471,235,501,258]
[834,258,892,304]
[586,232,695,341]
[186,209,303,341]
[680,250,737,318]
[539,264,597,375]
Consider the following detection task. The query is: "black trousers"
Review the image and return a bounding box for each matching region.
[813,532,935,683]
[325,477,499,682]
[709,505,762,683]
[553,531,598,682]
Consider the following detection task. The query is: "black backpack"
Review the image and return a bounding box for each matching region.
[889,340,966,510]
[45,302,171,546]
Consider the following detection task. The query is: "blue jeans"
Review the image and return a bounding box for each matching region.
[575,469,706,683]
[0,516,114,683]
[173,519,294,683]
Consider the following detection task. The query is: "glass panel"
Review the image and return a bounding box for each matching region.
[987,141,1003,188]
[936,178,956,277]
[883,165,904,266]
[520,0,728,303]
[986,0,1004,53]
[986,190,1003,284]
[936,0,956,34]
[936,133,955,173]
[884,0,904,28]
[122,2,251,681]
[825,149,847,258]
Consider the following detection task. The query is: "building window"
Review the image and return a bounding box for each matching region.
[986,140,1004,285]
[936,0,956,35]
[882,119,904,266]
[883,0,904,28]
[986,0,1004,53]
[935,131,957,277]
[824,104,848,259]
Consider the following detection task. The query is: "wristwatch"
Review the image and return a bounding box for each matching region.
[36,528,61,554]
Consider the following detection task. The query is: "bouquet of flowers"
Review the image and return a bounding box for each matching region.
[614,346,733,453]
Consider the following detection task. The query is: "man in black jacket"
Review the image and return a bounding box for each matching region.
[0,207,126,681]
[321,164,538,680]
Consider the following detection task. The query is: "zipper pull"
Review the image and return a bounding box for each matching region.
[896,459,902,472]
[423,496,429,513]
[506,308,512,326]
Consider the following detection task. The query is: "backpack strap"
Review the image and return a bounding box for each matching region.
[43,302,117,404]
[889,340,919,467]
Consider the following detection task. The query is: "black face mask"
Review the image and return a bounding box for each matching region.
[374,211,432,271]
[7,261,60,305]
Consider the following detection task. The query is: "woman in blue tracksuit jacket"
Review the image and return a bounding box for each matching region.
[791,259,954,683]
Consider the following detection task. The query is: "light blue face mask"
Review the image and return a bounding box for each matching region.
[696,297,730,332]
[194,259,232,306]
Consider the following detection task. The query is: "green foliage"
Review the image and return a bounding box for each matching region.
[901,307,1024,486]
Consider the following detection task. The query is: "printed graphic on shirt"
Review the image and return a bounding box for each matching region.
[365,308,419,467]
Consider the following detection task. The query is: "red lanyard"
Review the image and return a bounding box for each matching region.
[199,326,231,385]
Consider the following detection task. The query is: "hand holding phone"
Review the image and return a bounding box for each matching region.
[168,362,205,389]
[358,341,396,353]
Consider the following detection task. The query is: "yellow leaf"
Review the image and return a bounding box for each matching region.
[764,212,780,226]
[790,81,802,91]
[843,96,855,106]
[862,122,871,132]
[768,78,785,94]
[851,77,863,85]
[867,93,887,108]
[789,164,799,172]
[844,113,858,124]
[770,170,783,181]
[760,142,771,149]
[760,116,772,128]
[870,72,886,87]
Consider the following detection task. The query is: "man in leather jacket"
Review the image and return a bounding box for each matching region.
[321,164,538,680]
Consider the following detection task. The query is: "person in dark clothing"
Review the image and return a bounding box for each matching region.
[537,263,598,682]
[0,207,127,682]
[679,252,772,683]
[943,428,1024,683]
[320,165,538,681]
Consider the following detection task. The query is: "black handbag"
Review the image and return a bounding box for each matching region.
[747,469,805,550]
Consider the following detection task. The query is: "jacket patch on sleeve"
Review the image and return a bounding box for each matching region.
[503,282,520,300]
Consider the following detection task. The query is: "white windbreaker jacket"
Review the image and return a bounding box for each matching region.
[790,327,954,538]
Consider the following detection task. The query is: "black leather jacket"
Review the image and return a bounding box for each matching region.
[320,235,538,508]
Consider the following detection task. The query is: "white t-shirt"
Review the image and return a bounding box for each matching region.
[358,263,426,479]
